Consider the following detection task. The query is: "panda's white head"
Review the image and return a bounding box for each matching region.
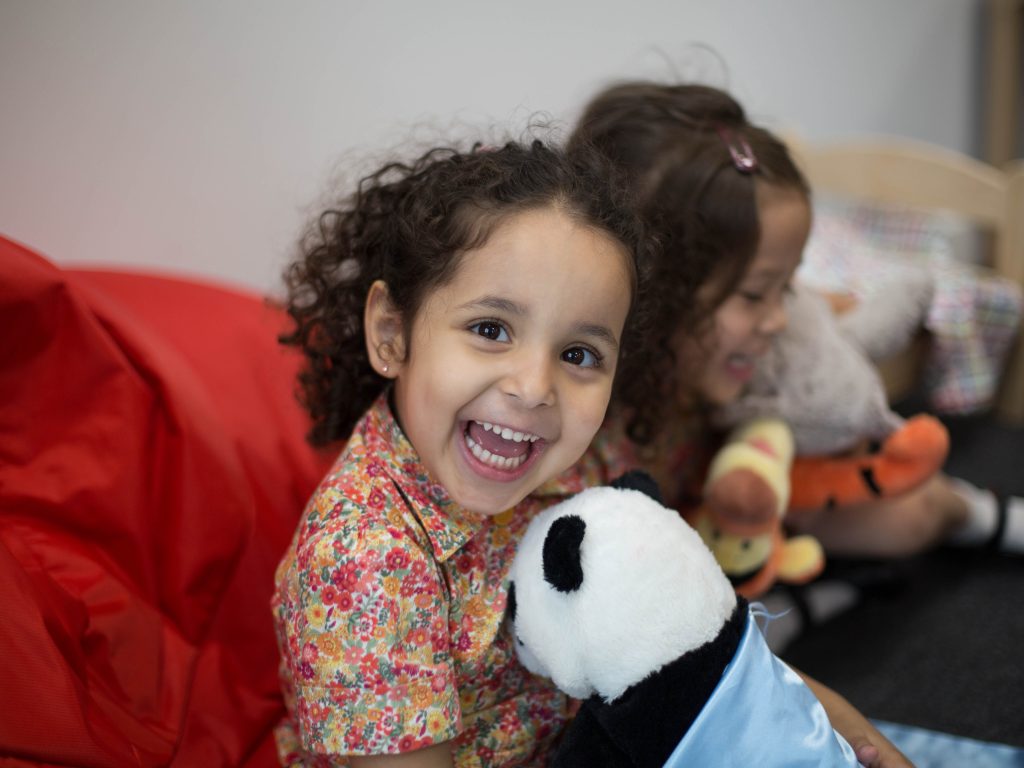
[507,474,737,703]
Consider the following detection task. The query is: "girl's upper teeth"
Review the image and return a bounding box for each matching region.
[479,421,539,443]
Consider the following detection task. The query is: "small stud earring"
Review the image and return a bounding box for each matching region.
[381,364,389,374]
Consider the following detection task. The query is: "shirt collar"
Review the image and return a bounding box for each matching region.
[363,393,485,562]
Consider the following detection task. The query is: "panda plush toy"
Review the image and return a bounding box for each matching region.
[507,472,859,767]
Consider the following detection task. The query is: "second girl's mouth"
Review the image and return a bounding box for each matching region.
[724,352,760,383]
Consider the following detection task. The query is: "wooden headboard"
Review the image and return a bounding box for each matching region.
[787,136,1024,423]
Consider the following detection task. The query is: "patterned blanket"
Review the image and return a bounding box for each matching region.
[799,200,1022,414]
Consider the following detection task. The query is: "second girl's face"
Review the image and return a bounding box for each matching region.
[681,183,811,407]
[392,206,633,516]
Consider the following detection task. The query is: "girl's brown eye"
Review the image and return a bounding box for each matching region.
[562,347,600,368]
[470,321,508,342]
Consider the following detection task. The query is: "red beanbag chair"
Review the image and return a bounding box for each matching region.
[0,236,335,767]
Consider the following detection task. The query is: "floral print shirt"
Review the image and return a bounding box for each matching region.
[272,394,634,767]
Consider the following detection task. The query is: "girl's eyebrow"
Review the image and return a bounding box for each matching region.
[746,267,785,280]
[575,322,620,352]
[459,295,525,315]
[742,268,791,287]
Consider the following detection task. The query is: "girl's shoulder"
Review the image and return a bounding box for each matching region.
[293,400,413,534]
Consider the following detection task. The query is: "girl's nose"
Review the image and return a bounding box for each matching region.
[759,296,788,336]
[500,353,556,408]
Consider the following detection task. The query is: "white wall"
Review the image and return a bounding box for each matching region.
[0,0,981,296]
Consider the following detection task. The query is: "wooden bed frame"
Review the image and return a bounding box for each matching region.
[787,136,1024,424]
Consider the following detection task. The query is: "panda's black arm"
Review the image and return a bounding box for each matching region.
[582,599,748,767]
[550,703,633,768]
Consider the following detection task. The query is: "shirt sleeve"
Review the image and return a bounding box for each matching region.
[281,502,461,757]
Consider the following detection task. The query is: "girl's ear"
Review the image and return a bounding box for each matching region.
[364,280,406,378]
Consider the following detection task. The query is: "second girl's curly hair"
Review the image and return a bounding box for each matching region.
[281,138,660,445]
[569,81,810,436]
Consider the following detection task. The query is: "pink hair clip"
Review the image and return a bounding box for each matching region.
[715,126,759,174]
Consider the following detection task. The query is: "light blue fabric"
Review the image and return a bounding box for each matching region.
[662,610,858,767]
[872,720,1024,767]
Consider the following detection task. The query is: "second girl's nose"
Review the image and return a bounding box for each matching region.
[759,296,788,337]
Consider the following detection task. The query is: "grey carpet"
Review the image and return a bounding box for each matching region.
[780,407,1024,748]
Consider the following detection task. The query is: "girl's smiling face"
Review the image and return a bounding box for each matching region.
[679,183,810,407]
[373,205,633,516]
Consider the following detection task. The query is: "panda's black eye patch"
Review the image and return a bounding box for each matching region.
[543,515,586,593]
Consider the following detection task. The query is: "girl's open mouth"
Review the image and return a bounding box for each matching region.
[462,420,543,474]
[725,353,757,383]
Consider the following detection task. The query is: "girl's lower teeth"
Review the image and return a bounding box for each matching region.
[465,435,527,470]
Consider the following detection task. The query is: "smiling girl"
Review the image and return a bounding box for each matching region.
[271,140,654,767]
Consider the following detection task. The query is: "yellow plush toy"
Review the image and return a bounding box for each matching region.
[688,417,825,599]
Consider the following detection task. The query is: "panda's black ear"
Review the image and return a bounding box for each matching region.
[543,515,586,593]
[610,470,663,504]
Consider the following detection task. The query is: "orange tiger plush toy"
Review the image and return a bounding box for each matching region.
[787,413,949,514]
[692,415,948,599]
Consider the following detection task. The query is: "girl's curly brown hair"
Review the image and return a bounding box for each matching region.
[281,138,661,446]
[569,81,810,441]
